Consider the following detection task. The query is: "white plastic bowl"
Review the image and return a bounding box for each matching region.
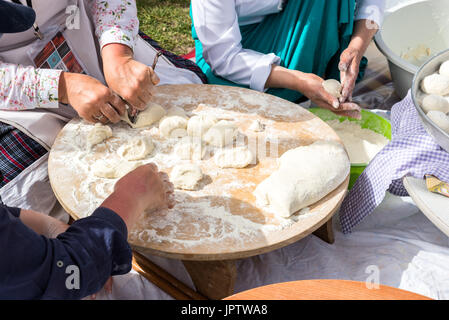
[375,0,449,98]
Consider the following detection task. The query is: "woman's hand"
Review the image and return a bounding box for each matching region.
[102,44,160,113]
[339,19,379,103]
[58,72,126,124]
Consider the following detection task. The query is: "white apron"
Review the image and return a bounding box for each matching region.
[0,0,202,214]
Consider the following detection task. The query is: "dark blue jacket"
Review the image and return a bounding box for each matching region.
[0,205,132,299]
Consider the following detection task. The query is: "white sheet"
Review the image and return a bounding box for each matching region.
[93,192,449,300]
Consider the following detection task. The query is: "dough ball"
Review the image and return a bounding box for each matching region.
[91,160,141,179]
[87,123,112,148]
[254,140,350,218]
[440,60,449,77]
[187,114,218,137]
[322,79,342,98]
[422,94,449,114]
[122,103,166,128]
[166,106,188,118]
[170,164,203,190]
[249,119,265,132]
[159,116,188,138]
[420,74,449,96]
[174,137,206,160]
[214,147,254,168]
[117,136,154,161]
[203,120,238,147]
[427,110,449,133]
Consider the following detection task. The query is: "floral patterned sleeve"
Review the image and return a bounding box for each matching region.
[89,0,139,51]
[0,61,61,110]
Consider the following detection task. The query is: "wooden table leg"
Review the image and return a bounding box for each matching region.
[182,260,237,300]
[312,216,335,244]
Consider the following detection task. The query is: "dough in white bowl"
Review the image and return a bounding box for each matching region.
[171,164,203,190]
[422,94,449,114]
[159,115,188,138]
[427,110,449,133]
[122,103,166,128]
[322,79,342,99]
[187,114,218,137]
[117,136,154,161]
[420,74,449,96]
[214,147,254,168]
[440,60,449,77]
[254,140,350,218]
[174,137,206,160]
[86,123,112,148]
[91,159,142,179]
[203,120,238,147]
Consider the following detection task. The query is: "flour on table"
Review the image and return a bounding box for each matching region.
[326,119,389,164]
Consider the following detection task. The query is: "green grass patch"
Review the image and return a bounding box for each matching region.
[137,0,194,56]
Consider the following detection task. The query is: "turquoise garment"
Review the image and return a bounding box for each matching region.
[191,0,367,102]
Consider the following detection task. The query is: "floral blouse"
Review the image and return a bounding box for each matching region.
[0,0,139,110]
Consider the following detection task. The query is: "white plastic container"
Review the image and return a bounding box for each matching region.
[375,0,449,98]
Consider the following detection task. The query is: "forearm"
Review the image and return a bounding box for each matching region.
[19,209,69,238]
[348,19,379,56]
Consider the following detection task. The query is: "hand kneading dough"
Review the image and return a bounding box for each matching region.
[174,137,206,160]
[87,123,112,148]
[187,114,218,137]
[117,136,154,160]
[427,110,449,133]
[322,79,342,98]
[159,115,188,138]
[122,103,166,128]
[440,60,449,77]
[203,120,238,147]
[91,160,141,179]
[171,164,203,190]
[254,140,350,218]
[214,147,254,168]
[420,74,449,96]
[422,95,449,114]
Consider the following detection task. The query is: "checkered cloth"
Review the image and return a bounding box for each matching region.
[0,122,48,188]
[339,92,449,234]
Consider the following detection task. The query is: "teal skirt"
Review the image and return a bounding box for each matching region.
[191,0,367,102]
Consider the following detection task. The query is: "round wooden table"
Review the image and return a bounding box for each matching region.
[224,280,431,300]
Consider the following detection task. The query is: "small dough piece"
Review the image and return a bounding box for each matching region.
[174,137,206,160]
[422,94,449,114]
[87,123,112,148]
[439,60,449,77]
[254,140,350,218]
[159,116,188,138]
[166,106,188,118]
[427,110,449,133]
[203,120,238,147]
[117,136,154,160]
[214,147,254,168]
[420,74,449,96]
[91,160,141,179]
[187,114,218,137]
[122,103,166,128]
[171,164,203,190]
[322,79,342,98]
[249,119,265,132]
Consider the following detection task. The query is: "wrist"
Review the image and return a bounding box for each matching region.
[58,72,68,104]
[102,43,133,66]
[101,190,142,230]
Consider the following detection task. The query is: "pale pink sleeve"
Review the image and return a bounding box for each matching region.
[0,61,62,110]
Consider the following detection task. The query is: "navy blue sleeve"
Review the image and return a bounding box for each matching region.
[0,205,132,300]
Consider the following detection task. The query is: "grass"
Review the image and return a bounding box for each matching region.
[137,0,194,56]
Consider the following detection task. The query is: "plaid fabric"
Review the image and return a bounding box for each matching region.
[339,92,449,234]
[0,122,47,188]
[138,31,208,84]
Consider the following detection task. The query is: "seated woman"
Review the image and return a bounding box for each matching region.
[191,0,385,114]
[0,0,204,214]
